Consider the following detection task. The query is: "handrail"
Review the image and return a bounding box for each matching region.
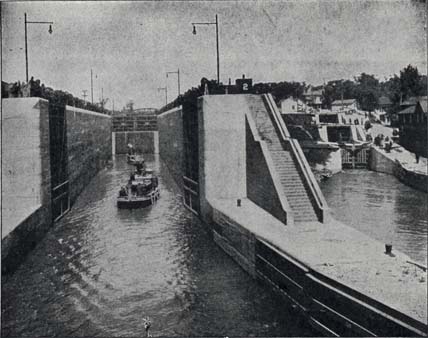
[263,94,290,139]
[291,138,327,209]
[263,94,328,220]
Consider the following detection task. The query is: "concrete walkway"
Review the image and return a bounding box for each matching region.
[209,197,427,325]
[369,123,427,174]
[375,144,427,174]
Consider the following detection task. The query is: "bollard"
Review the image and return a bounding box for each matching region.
[237,199,241,207]
[385,243,392,255]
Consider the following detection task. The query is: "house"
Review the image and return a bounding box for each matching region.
[280,97,306,114]
[397,98,427,155]
[331,99,358,112]
[378,96,393,112]
[400,96,427,108]
[303,85,323,109]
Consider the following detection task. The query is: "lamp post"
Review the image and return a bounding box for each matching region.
[192,14,220,84]
[157,86,167,106]
[166,69,180,96]
[24,13,54,83]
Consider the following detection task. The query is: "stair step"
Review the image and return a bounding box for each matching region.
[280,180,305,185]
[289,201,313,206]
[292,208,316,212]
[286,193,310,198]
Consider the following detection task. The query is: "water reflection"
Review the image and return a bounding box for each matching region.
[2,155,314,337]
[320,170,427,265]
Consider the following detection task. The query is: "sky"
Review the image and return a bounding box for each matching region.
[1,0,426,110]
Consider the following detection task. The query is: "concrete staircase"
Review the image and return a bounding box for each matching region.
[246,95,318,223]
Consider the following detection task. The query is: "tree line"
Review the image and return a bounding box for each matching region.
[258,64,426,113]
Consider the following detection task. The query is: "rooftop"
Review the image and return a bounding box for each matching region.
[331,99,357,105]
[401,96,427,107]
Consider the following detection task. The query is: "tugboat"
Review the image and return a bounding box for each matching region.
[117,163,160,209]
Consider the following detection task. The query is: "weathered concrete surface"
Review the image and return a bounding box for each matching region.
[198,95,247,202]
[245,116,289,224]
[370,144,427,175]
[209,197,427,325]
[66,106,112,205]
[2,97,52,274]
[369,145,427,192]
[157,106,183,188]
[1,98,51,239]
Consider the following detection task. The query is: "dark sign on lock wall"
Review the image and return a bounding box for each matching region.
[235,75,253,93]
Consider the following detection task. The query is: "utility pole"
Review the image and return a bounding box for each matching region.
[91,69,94,104]
[166,68,181,96]
[25,13,28,83]
[157,87,167,106]
[82,90,88,102]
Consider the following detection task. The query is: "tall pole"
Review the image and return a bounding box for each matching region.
[192,15,220,84]
[166,69,181,97]
[157,87,167,106]
[215,14,219,84]
[25,13,28,83]
[177,68,181,95]
[23,14,53,83]
[91,69,94,104]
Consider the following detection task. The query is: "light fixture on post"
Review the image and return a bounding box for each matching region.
[191,14,220,84]
[24,12,54,83]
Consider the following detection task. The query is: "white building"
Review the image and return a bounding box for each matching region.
[331,99,358,112]
[280,97,306,114]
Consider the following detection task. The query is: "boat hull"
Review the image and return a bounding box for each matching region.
[117,188,160,209]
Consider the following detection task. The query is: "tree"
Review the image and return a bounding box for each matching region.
[400,64,424,99]
[355,73,380,111]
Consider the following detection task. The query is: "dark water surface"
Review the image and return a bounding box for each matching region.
[320,170,427,265]
[2,155,315,337]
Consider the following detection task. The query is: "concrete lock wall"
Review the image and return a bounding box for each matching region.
[2,100,112,274]
[368,146,396,175]
[157,106,183,188]
[245,117,287,223]
[198,95,247,205]
[2,98,52,274]
[66,106,112,205]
